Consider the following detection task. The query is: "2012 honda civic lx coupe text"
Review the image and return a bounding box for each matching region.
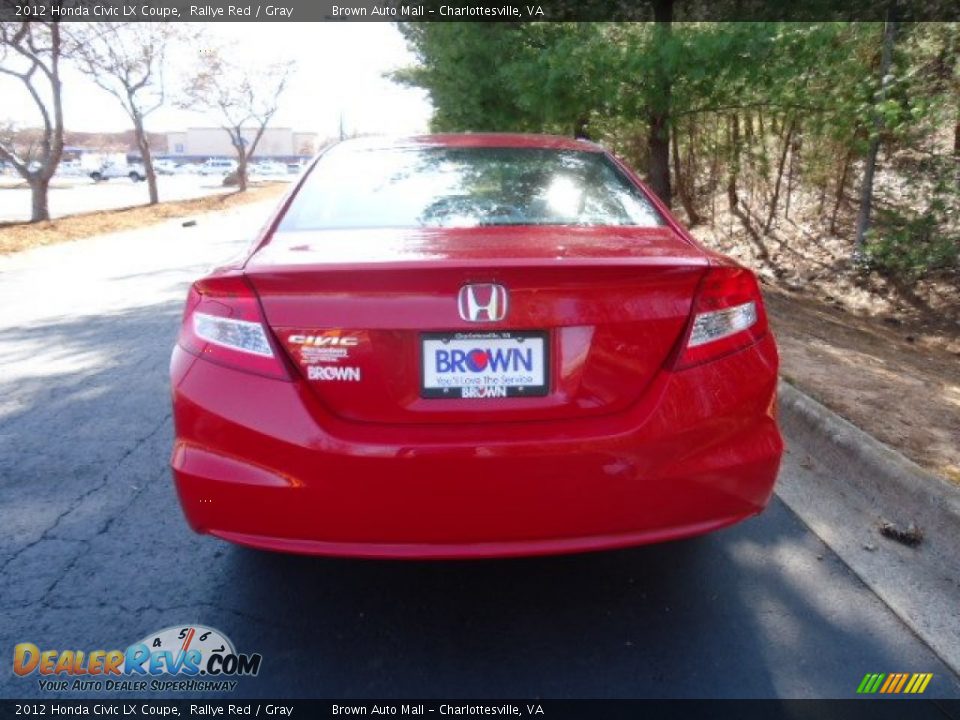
[170,134,783,559]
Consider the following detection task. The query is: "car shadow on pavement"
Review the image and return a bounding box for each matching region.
[209,499,956,699]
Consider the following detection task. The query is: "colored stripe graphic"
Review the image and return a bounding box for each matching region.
[879,674,897,693]
[882,673,905,693]
[857,672,932,694]
[906,673,933,694]
[857,673,885,694]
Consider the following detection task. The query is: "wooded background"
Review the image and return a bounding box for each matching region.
[394,21,960,285]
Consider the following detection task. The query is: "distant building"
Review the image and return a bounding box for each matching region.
[165,127,318,161]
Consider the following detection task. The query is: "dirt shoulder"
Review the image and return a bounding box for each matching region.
[686,197,959,487]
[0,182,288,255]
[766,287,960,485]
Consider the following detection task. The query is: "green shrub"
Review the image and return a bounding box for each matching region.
[865,206,959,279]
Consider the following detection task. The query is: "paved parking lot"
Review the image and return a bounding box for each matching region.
[0,174,292,223]
[0,201,958,699]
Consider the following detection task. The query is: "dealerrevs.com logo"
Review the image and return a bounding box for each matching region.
[12,625,261,693]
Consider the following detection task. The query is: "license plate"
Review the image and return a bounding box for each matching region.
[421,331,548,399]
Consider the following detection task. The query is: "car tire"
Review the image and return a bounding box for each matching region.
[129,172,144,182]
[90,172,102,182]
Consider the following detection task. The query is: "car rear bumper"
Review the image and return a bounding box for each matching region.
[170,335,782,558]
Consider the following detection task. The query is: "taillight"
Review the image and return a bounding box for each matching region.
[671,266,768,370]
[177,275,289,380]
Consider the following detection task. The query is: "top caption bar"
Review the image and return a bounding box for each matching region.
[1,0,958,21]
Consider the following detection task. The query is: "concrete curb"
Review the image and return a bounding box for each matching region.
[776,379,960,676]
[779,380,960,525]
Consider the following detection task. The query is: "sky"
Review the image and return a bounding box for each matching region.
[1,23,433,140]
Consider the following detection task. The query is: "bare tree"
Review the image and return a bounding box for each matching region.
[181,50,294,192]
[0,22,64,223]
[0,120,42,164]
[68,23,177,205]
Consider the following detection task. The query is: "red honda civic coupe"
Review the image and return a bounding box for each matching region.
[170,133,783,559]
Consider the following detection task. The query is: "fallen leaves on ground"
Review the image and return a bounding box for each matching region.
[0,182,288,255]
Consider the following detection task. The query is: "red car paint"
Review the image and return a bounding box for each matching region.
[170,133,782,558]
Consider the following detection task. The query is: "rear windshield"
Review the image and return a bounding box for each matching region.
[279,145,664,230]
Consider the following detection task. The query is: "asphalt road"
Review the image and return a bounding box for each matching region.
[0,174,288,223]
[1,202,958,700]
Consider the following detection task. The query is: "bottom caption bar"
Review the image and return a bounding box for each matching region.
[2,700,960,720]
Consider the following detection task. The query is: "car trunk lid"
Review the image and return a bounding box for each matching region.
[245,225,708,424]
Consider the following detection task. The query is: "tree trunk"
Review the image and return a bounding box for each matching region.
[854,17,898,259]
[237,155,248,192]
[648,116,671,207]
[954,108,959,190]
[765,117,796,232]
[227,128,249,192]
[646,0,673,207]
[574,115,591,140]
[785,123,800,220]
[760,111,773,192]
[743,112,755,212]
[133,115,159,205]
[709,115,720,224]
[143,151,159,205]
[671,122,701,225]
[2,23,66,224]
[30,176,51,222]
[240,122,272,193]
[727,113,740,212]
[955,117,960,158]
[725,111,770,265]
[831,148,853,234]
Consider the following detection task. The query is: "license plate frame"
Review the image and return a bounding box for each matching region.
[420,330,549,399]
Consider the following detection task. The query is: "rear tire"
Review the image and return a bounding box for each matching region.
[90,172,102,182]
[129,172,143,182]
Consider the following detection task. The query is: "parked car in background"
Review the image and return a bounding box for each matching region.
[153,159,177,176]
[170,133,783,559]
[90,161,146,182]
[172,163,202,175]
[251,161,288,176]
[199,158,238,176]
[55,160,85,177]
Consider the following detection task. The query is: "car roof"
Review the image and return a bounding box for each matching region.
[333,133,605,153]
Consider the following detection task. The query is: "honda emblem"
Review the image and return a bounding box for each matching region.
[458,284,508,322]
